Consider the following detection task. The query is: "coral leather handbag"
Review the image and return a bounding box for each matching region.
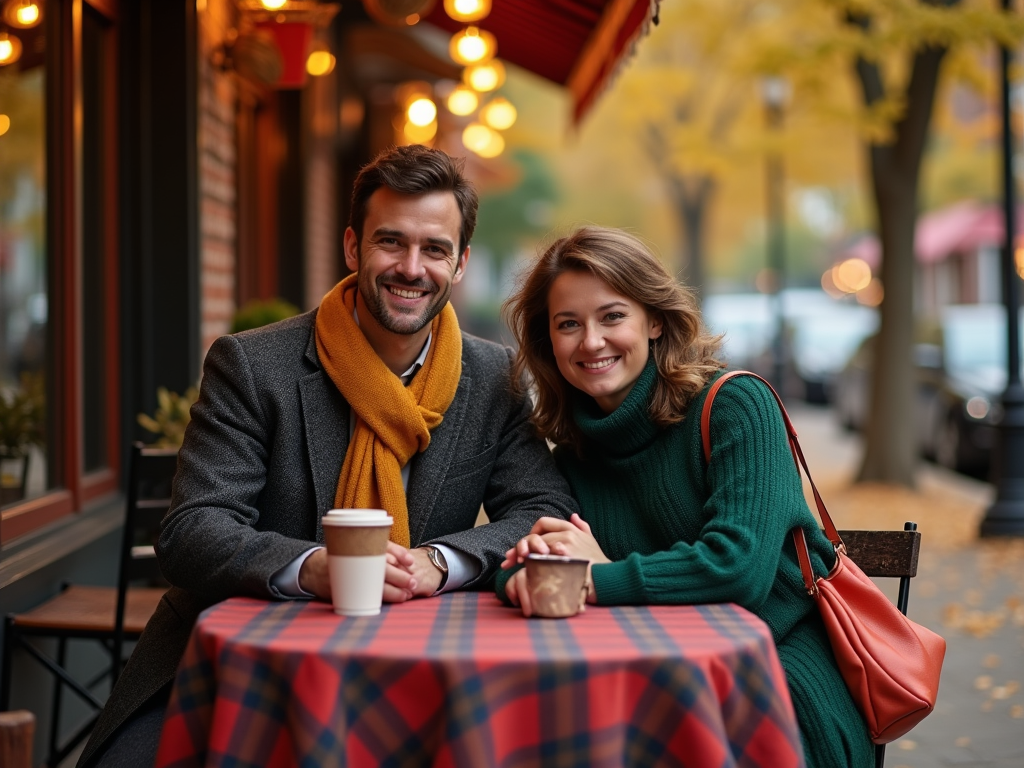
[701,371,946,744]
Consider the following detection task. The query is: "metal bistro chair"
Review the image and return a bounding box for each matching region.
[0,443,177,767]
[837,521,924,768]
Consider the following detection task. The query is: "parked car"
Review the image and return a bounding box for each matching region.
[704,290,877,403]
[833,304,1021,475]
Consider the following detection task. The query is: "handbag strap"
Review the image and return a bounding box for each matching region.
[700,370,844,595]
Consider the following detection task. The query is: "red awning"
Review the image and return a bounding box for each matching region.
[424,0,660,124]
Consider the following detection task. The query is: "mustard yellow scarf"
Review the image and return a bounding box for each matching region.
[314,273,462,547]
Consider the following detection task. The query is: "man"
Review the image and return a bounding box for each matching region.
[79,145,577,767]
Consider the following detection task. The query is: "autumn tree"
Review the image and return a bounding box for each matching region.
[793,0,1020,486]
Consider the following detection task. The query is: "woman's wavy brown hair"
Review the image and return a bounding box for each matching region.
[503,226,725,451]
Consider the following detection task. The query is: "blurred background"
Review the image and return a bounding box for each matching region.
[0,0,1023,764]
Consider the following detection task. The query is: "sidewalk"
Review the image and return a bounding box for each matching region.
[789,403,1024,768]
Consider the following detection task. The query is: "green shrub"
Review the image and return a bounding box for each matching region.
[230,298,300,334]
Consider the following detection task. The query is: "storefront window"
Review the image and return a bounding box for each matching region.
[0,22,48,509]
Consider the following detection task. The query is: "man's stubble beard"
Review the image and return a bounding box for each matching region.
[359,270,452,336]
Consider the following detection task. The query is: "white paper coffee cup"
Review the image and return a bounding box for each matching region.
[322,509,393,617]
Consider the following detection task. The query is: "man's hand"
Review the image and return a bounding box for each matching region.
[298,549,331,600]
[299,543,439,604]
[384,543,443,601]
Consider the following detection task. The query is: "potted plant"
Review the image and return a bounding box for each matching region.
[0,371,45,506]
[137,384,199,449]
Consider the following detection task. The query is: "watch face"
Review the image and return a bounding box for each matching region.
[429,546,448,572]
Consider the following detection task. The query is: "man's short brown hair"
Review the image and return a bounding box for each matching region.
[350,145,479,255]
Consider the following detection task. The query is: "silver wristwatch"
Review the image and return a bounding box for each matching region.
[425,545,449,592]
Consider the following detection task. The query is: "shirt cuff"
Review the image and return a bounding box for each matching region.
[431,543,480,594]
[270,547,321,598]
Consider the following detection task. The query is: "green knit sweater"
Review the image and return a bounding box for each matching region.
[497,362,872,767]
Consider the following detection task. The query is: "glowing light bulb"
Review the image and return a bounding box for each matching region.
[444,0,491,23]
[463,60,505,92]
[0,115,10,136]
[407,97,437,127]
[16,3,38,26]
[449,27,495,66]
[0,33,22,66]
[260,0,288,9]
[481,97,516,130]
[447,86,478,116]
[4,1,42,28]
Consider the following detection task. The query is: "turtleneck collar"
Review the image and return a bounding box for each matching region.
[572,357,661,456]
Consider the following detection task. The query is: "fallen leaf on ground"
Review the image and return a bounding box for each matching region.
[982,653,1000,668]
[1011,705,1023,718]
[975,675,993,691]
[897,739,916,750]
[954,736,971,747]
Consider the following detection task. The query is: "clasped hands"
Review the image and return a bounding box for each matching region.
[501,513,610,617]
[298,543,443,603]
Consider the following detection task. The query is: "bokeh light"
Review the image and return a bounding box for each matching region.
[449,27,496,66]
[480,97,516,130]
[463,60,505,92]
[462,122,504,158]
[407,97,438,127]
[447,85,479,116]
[444,0,491,23]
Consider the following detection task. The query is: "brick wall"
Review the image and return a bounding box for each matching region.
[197,0,238,360]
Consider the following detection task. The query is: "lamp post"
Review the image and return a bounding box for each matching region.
[979,0,1024,537]
[762,76,789,398]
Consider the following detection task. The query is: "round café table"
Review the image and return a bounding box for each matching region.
[155,592,805,768]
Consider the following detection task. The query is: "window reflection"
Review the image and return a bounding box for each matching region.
[0,26,48,508]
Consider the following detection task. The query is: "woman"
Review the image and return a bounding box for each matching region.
[498,226,872,768]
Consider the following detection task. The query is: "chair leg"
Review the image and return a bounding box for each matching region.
[48,636,67,767]
[0,616,15,711]
[875,743,885,768]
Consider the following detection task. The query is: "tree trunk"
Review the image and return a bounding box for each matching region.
[668,175,714,302]
[852,36,948,487]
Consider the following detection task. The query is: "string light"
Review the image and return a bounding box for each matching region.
[407,97,437,127]
[443,0,490,23]
[447,85,479,116]
[463,60,505,92]
[480,97,516,130]
[306,49,336,76]
[462,122,504,158]
[449,26,496,66]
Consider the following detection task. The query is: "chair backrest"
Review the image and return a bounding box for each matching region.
[837,521,921,615]
[112,443,178,652]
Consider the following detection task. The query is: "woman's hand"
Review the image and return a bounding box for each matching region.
[502,513,611,568]
[503,568,536,617]
[500,514,607,606]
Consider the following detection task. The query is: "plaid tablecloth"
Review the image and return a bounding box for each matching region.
[155,593,805,768]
